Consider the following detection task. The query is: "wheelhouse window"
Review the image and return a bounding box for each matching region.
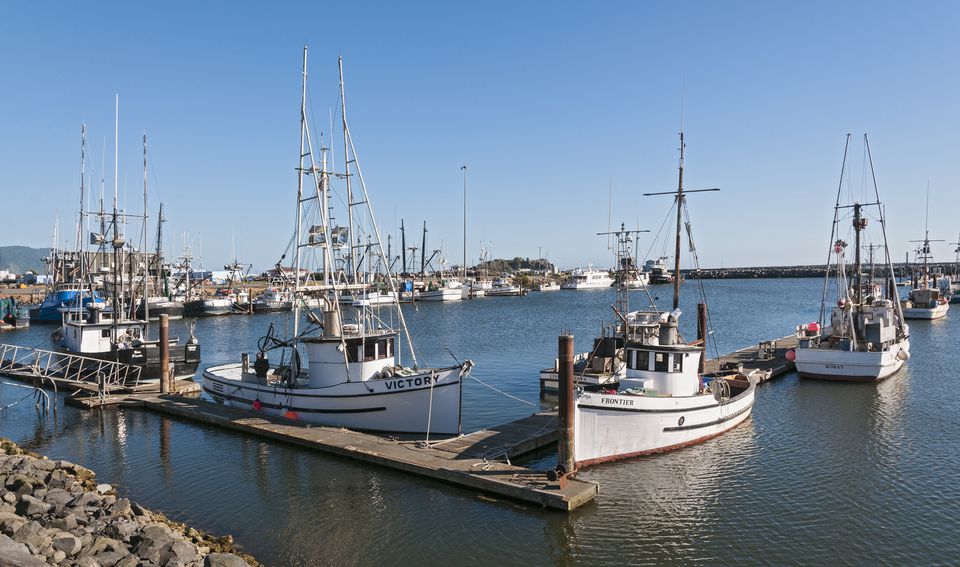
[654,352,668,372]
[672,354,683,372]
[630,350,649,371]
[101,329,110,338]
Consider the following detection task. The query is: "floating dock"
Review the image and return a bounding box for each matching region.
[130,395,595,511]
[702,333,798,381]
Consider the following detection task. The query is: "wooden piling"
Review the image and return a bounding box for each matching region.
[159,314,170,394]
[558,334,575,474]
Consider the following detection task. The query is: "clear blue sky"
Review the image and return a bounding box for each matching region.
[2,1,958,271]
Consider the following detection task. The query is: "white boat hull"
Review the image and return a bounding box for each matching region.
[202,363,463,434]
[574,384,755,466]
[795,339,909,382]
[901,302,949,320]
[418,288,463,302]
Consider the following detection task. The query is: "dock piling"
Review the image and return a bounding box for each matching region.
[159,314,170,394]
[557,334,575,476]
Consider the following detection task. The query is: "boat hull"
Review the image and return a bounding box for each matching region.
[252,301,292,313]
[795,340,908,382]
[202,363,464,435]
[901,303,949,320]
[136,301,185,320]
[574,383,755,466]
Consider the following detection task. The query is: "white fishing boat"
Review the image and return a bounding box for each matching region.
[560,267,613,290]
[568,133,756,467]
[485,277,522,296]
[793,134,910,382]
[900,198,950,320]
[252,283,293,313]
[533,281,560,292]
[203,49,473,435]
[419,280,464,302]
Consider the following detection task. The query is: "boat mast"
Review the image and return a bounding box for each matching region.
[155,203,165,297]
[853,202,863,305]
[293,46,308,339]
[673,132,685,310]
[338,57,357,284]
[400,220,407,274]
[818,134,851,326]
[462,165,467,281]
[142,132,150,327]
[111,95,121,334]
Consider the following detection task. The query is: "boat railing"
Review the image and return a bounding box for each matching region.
[0,343,141,398]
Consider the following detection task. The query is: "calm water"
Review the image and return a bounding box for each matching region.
[1,279,958,565]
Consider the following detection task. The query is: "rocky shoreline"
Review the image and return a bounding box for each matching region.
[0,438,258,567]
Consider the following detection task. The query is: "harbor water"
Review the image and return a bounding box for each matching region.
[1,278,958,565]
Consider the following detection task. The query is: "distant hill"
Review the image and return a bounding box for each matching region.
[0,246,47,273]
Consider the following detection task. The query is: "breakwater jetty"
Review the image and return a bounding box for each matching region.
[686,262,956,279]
[0,439,257,566]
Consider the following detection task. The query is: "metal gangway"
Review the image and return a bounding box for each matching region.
[0,343,142,401]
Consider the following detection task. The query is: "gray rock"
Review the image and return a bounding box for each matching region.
[45,469,72,489]
[12,520,45,548]
[74,557,102,567]
[31,459,55,472]
[6,475,41,497]
[0,512,25,537]
[204,552,249,567]
[51,548,66,563]
[44,488,75,507]
[109,498,132,518]
[52,530,82,555]
[49,512,79,532]
[0,533,48,567]
[113,554,139,567]
[92,550,127,567]
[0,493,13,505]
[96,484,113,495]
[15,494,51,517]
[81,535,123,557]
[70,491,102,509]
[159,540,198,565]
[103,518,138,542]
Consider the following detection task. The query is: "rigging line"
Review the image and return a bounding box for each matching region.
[641,200,677,268]
[466,374,538,407]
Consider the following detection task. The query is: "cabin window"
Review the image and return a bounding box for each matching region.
[631,350,649,370]
[101,329,110,338]
[654,353,668,372]
[364,340,377,361]
[672,354,683,372]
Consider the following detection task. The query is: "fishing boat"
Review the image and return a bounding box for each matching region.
[485,276,522,296]
[533,281,560,291]
[793,134,910,382]
[29,283,105,323]
[419,279,464,302]
[252,281,294,313]
[900,198,950,319]
[203,49,473,434]
[52,303,200,381]
[560,267,613,290]
[51,100,201,382]
[643,257,675,284]
[569,132,756,467]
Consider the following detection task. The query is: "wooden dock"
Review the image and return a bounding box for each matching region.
[126,395,596,511]
[703,334,798,381]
